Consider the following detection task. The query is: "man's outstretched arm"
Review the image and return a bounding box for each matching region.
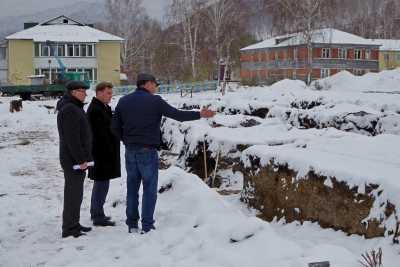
[158,96,215,122]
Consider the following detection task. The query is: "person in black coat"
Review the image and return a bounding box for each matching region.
[57,81,93,238]
[87,82,121,226]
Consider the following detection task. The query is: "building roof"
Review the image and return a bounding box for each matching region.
[241,28,378,51]
[6,15,123,43]
[369,39,400,51]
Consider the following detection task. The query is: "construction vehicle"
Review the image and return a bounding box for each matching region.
[0,40,90,100]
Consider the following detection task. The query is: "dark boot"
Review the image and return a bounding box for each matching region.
[62,230,86,239]
[93,219,116,227]
[91,215,112,221]
[79,224,92,232]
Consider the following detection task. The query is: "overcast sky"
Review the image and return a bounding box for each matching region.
[0,0,169,20]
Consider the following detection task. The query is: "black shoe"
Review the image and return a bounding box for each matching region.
[93,220,116,227]
[91,215,112,221]
[62,231,86,239]
[79,224,92,232]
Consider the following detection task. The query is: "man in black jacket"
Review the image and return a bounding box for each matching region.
[87,82,120,227]
[57,81,93,238]
[112,73,215,234]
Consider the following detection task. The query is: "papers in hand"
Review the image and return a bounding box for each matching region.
[72,161,95,170]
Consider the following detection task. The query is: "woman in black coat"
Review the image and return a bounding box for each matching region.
[87,82,120,226]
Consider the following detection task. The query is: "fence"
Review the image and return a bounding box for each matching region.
[113,80,218,96]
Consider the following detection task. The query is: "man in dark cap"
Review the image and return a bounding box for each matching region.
[112,73,215,234]
[57,80,93,238]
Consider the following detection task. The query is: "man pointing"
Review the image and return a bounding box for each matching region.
[112,73,215,234]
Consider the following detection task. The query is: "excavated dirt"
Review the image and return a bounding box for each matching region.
[240,157,398,238]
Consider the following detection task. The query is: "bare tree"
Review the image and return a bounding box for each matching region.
[105,0,160,73]
[169,0,206,80]
[277,0,330,84]
[206,0,240,84]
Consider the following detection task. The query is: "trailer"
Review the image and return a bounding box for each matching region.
[0,72,90,100]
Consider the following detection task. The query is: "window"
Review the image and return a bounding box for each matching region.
[0,47,6,60]
[321,48,331,58]
[338,48,347,59]
[50,45,58,57]
[320,68,330,78]
[85,69,93,81]
[293,69,297,79]
[67,44,74,57]
[35,69,40,75]
[57,45,65,57]
[275,50,279,61]
[384,54,390,62]
[365,49,371,60]
[354,49,362,60]
[34,43,40,57]
[74,44,80,57]
[41,68,49,79]
[87,44,93,57]
[41,45,49,57]
[397,54,400,61]
[293,47,298,60]
[81,44,87,57]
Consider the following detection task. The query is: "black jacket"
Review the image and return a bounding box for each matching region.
[112,88,200,146]
[57,94,93,171]
[87,97,121,180]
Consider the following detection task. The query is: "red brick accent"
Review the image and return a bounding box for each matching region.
[371,49,379,60]
[298,47,308,60]
[288,48,294,60]
[313,48,321,58]
[312,68,321,79]
[332,48,338,59]
[240,70,251,79]
[347,49,354,60]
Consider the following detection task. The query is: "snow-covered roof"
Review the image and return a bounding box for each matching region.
[369,39,400,51]
[241,28,378,51]
[6,15,123,43]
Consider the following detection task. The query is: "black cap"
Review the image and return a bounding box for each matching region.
[65,80,90,91]
[137,73,160,87]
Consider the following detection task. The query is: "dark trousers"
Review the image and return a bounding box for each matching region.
[90,180,110,221]
[62,169,85,233]
[125,145,159,231]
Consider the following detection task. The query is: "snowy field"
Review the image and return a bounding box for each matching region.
[1,70,400,266]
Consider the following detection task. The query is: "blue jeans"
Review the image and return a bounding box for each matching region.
[125,145,159,231]
[90,180,110,222]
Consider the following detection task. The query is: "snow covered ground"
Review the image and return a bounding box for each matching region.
[1,70,400,266]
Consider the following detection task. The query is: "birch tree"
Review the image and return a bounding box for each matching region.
[277,0,325,84]
[105,0,158,71]
[169,0,205,80]
[206,0,240,84]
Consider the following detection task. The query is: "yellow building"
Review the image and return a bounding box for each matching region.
[5,15,123,85]
[370,39,400,71]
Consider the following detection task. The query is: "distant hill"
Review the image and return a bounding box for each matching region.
[0,0,106,40]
